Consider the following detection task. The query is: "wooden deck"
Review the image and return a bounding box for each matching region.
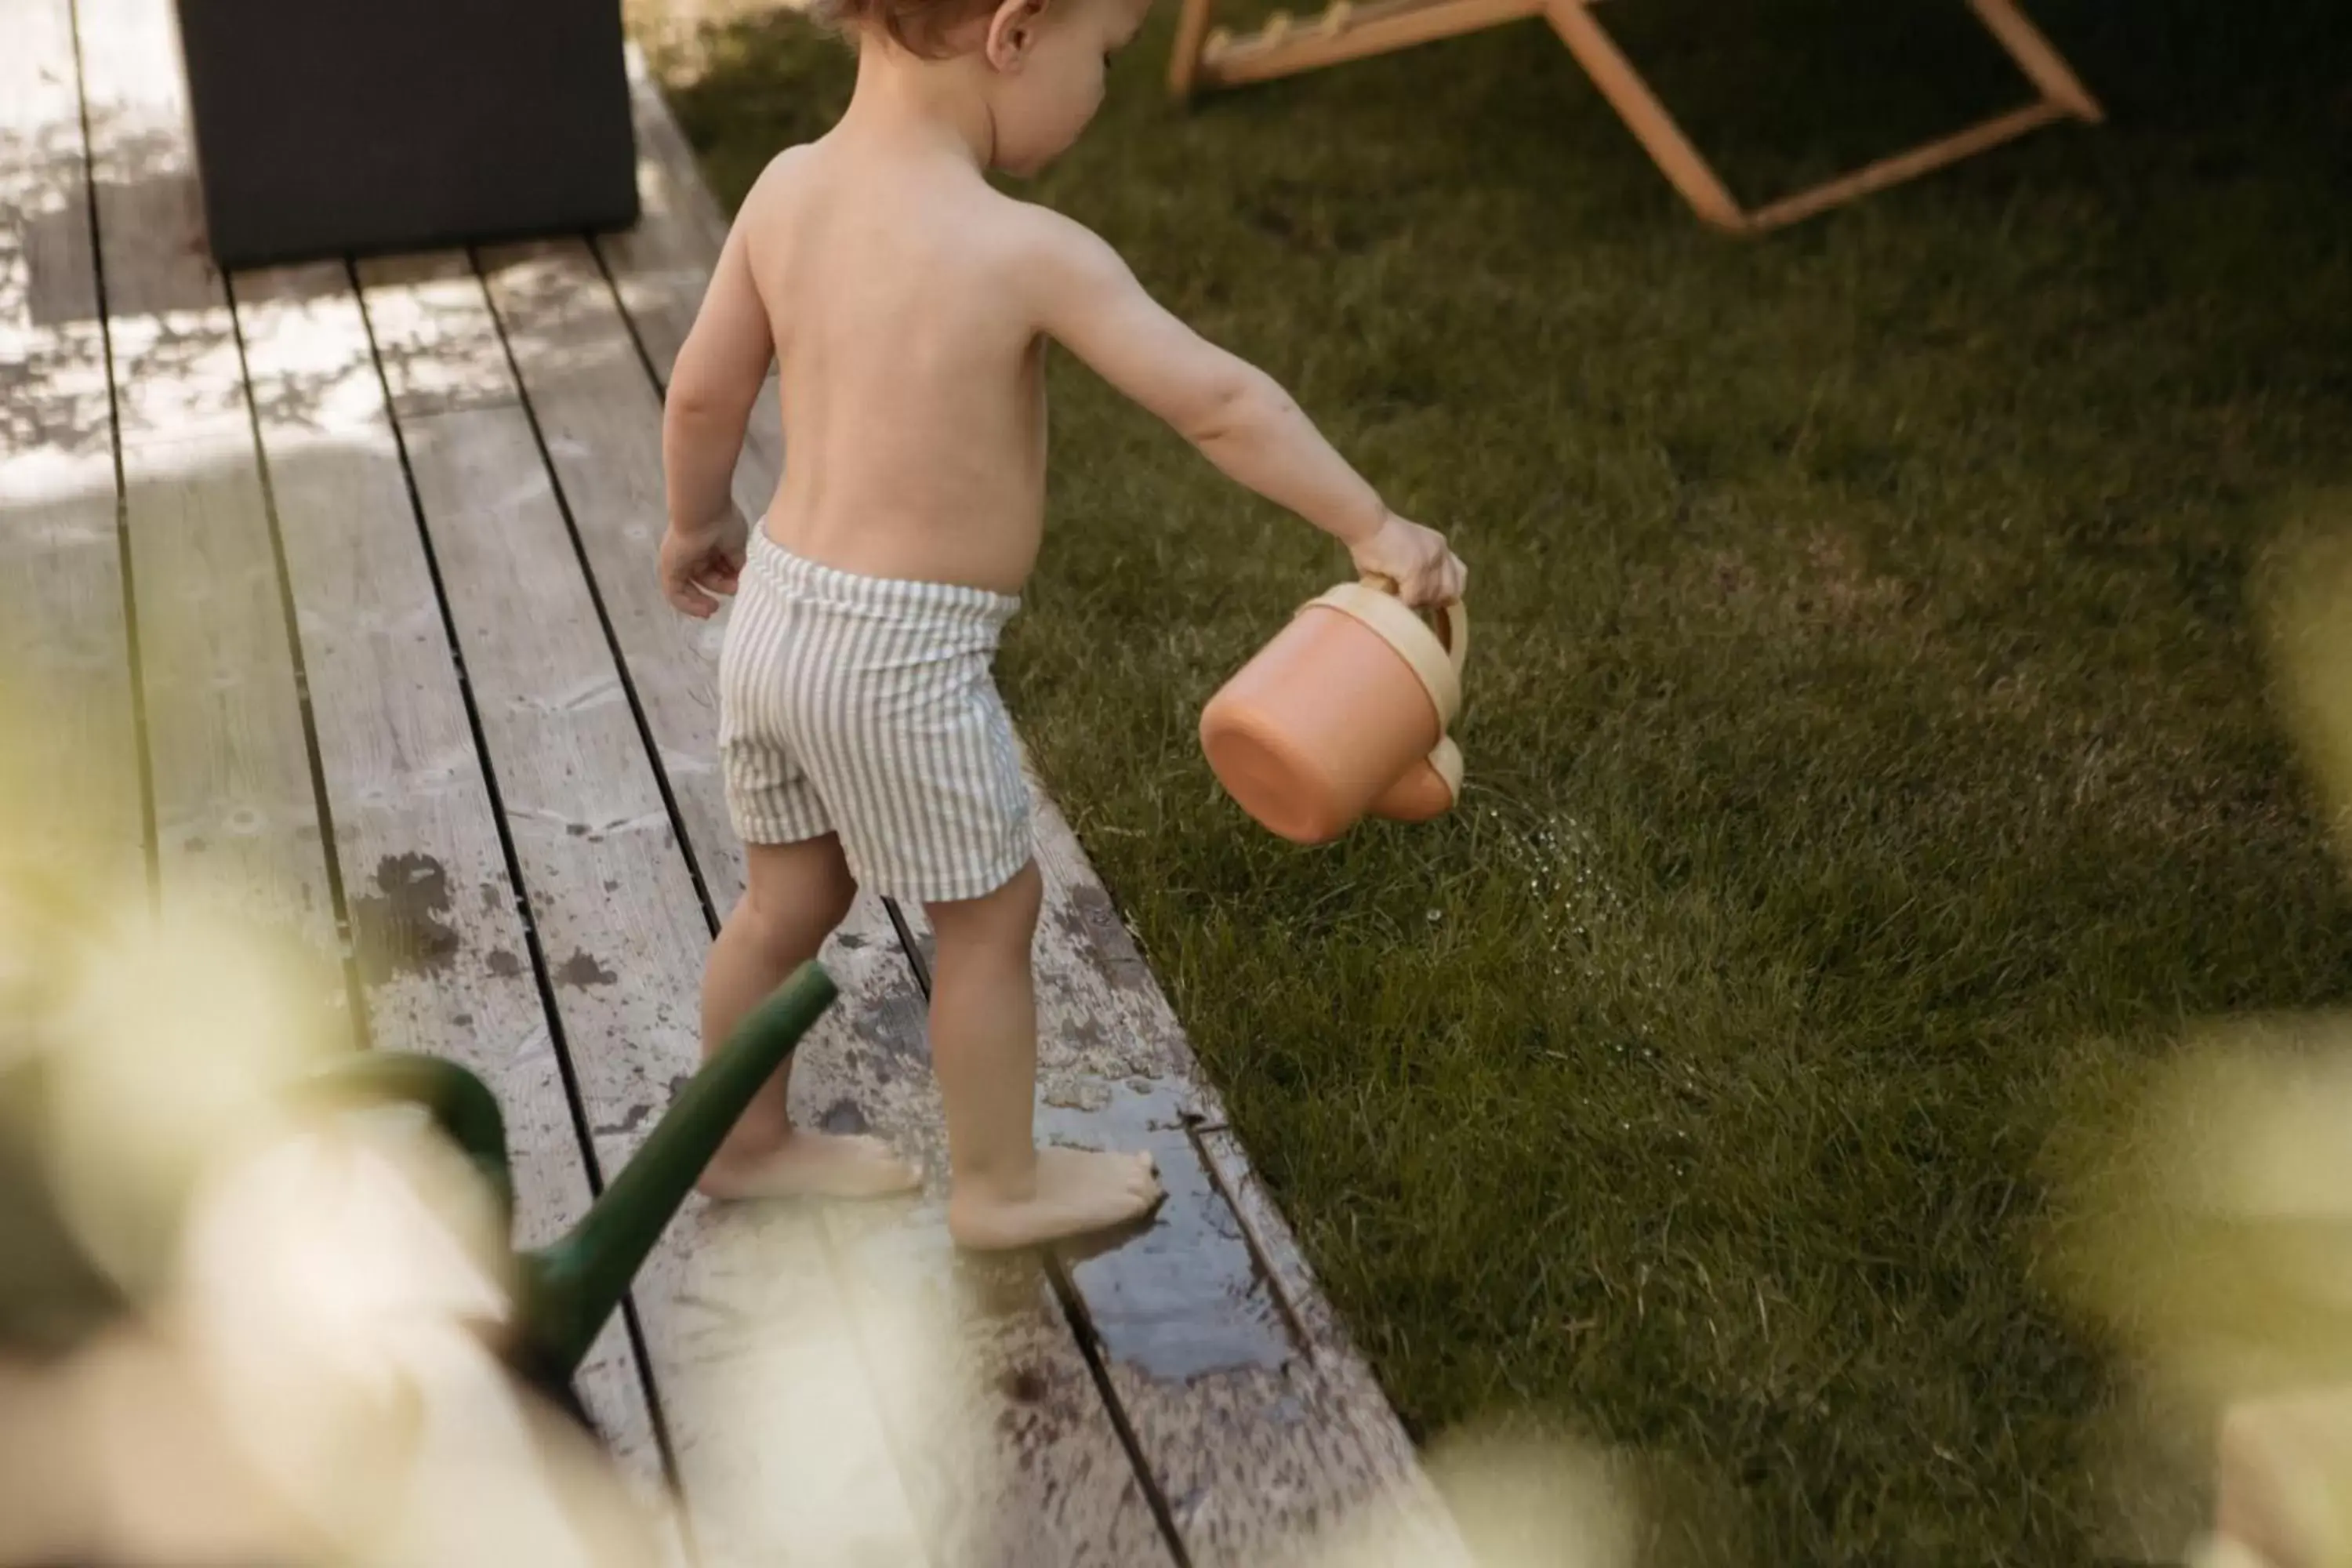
[0,0,1467,1562]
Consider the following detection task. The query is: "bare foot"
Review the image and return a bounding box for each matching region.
[697,1131,924,1201]
[947,1146,1165,1251]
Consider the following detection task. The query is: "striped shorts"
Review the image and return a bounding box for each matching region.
[717,529,1033,904]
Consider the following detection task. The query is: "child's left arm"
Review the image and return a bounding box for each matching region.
[1014,209,1465,608]
[660,210,774,618]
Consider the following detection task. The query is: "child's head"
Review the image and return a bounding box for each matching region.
[818,0,1151,174]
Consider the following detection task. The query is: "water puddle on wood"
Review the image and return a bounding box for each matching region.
[1043,1076,1297,1383]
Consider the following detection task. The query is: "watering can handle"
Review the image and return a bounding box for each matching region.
[296,1052,517,1236]
[1358,572,1469,684]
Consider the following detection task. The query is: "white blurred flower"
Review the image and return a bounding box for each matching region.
[39,900,339,1303]
[1287,1424,1645,1568]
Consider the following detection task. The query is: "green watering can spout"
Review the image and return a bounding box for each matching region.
[518,961,838,1379]
[299,960,841,1392]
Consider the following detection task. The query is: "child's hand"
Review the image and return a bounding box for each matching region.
[1350,514,1467,608]
[659,509,750,619]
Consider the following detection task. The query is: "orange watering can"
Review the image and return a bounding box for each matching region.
[1201,575,1467,843]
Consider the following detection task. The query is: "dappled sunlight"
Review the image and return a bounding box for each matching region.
[5,110,683,452]
[350,251,525,417]
[477,241,670,393]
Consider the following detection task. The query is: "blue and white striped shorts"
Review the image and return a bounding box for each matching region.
[718,529,1033,904]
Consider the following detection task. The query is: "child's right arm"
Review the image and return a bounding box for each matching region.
[1022,212,1465,608]
[659,176,778,618]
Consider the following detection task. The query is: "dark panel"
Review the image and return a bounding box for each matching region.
[174,0,639,267]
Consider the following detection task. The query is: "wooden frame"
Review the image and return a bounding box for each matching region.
[1167,0,2103,234]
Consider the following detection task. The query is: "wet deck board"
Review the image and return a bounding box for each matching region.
[356,248,927,1568]
[896,785,1472,1566]
[1030,797,1456,1566]
[786,907,1173,1566]
[227,258,664,1487]
[0,0,143,881]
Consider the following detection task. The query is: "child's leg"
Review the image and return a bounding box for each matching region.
[697,834,921,1200]
[927,862,1164,1250]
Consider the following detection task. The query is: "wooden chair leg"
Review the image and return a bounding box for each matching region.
[1541,0,1747,231]
[1168,0,1219,101]
[1969,0,2104,122]
[1740,100,2067,230]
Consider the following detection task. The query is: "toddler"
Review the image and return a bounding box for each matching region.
[659,0,1467,1250]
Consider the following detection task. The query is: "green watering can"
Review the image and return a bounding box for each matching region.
[296,960,839,1423]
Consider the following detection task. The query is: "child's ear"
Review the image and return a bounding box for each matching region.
[985,0,1050,69]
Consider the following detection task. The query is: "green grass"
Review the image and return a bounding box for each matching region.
[642,4,2352,1559]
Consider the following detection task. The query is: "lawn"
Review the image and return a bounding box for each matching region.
[633,2,2352,1559]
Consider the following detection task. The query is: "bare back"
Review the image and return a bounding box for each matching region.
[742,142,1047,597]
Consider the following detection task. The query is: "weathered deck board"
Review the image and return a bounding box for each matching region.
[76,0,339,960]
[814,930,1176,1566]
[0,0,143,880]
[226,259,664,1486]
[358,249,927,1568]
[487,234,1166,1566]
[474,240,732,895]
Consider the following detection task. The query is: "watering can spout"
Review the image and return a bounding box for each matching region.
[519,960,840,1381]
